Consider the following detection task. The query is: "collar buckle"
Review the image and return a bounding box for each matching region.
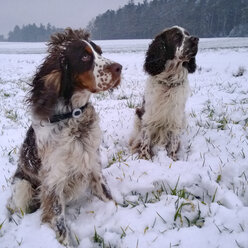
[48,103,88,123]
[72,108,82,118]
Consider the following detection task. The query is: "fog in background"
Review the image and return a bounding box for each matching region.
[0,0,145,37]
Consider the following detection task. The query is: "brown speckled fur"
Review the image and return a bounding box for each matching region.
[7,28,122,246]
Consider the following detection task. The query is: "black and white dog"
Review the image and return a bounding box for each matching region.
[129,26,199,161]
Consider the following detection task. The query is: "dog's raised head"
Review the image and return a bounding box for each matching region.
[144,26,199,76]
[29,28,122,120]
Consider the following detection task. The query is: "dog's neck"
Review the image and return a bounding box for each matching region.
[153,60,188,87]
[70,90,91,109]
[56,90,90,112]
[32,90,92,123]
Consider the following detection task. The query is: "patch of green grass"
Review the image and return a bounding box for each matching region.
[122,179,202,212]
[0,219,6,230]
[122,199,139,208]
[5,109,18,122]
[93,227,105,247]
[217,116,228,130]
[174,199,205,228]
[211,187,218,202]
[156,211,167,224]
[169,177,180,196]
[93,228,114,248]
[120,226,127,239]
[107,150,129,168]
[184,209,205,228]
[117,95,128,100]
[3,93,11,98]
[167,178,197,201]
[189,109,197,118]
[174,201,192,223]
[144,226,149,234]
[126,99,136,108]
[216,174,222,183]
[8,147,18,164]
[74,233,80,246]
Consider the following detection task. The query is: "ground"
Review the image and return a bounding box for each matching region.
[0,38,248,248]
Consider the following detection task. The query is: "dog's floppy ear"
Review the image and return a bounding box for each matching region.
[183,57,197,73]
[30,69,61,120]
[59,56,74,103]
[144,36,169,76]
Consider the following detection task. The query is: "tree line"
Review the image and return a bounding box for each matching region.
[88,0,248,39]
[1,0,247,42]
[0,23,63,42]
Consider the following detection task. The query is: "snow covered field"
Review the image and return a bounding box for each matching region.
[0,37,248,248]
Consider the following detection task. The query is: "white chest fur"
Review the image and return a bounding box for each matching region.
[142,73,190,145]
[32,107,102,199]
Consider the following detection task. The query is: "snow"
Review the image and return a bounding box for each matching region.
[0,38,248,248]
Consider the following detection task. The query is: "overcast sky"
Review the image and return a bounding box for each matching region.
[0,0,145,37]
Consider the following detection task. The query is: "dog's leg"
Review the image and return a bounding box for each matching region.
[41,189,70,245]
[166,132,180,161]
[138,127,153,160]
[7,178,37,215]
[129,107,143,154]
[90,171,113,202]
[27,191,40,213]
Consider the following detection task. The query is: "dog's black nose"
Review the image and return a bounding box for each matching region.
[108,63,122,77]
[190,36,199,44]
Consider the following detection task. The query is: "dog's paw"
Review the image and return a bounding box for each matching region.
[55,218,72,247]
[58,230,77,248]
[53,220,78,247]
[168,151,178,161]
[138,144,152,160]
[62,230,80,248]
[90,173,113,202]
[100,181,113,202]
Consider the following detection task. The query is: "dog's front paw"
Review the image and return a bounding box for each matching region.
[90,173,113,202]
[100,181,113,202]
[54,221,79,247]
[56,225,68,245]
[138,144,152,160]
[54,217,73,247]
[168,151,178,161]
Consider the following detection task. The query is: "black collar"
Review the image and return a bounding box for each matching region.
[49,103,88,123]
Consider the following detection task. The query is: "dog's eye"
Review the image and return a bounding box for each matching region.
[81,54,91,62]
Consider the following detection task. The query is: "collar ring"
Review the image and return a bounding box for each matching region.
[72,108,82,118]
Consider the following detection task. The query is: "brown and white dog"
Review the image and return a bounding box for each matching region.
[129,26,198,161]
[7,28,122,245]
